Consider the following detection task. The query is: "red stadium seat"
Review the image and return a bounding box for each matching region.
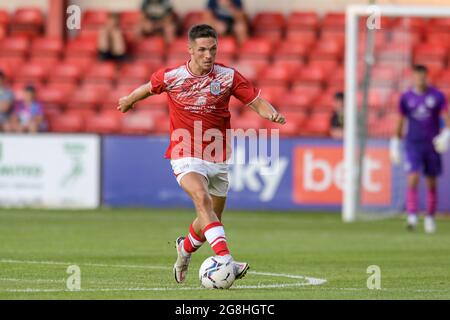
[428,18,450,32]
[62,56,96,73]
[118,62,151,85]
[37,86,69,109]
[85,112,121,134]
[0,37,29,58]
[273,41,309,60]
[134,36,166,61]
[309,38,344,61]
[377,42,412,62]
[15,62,49,83]
[426,32,450,48]
[233,58,269,83]
[42,82,77,106]
[293,64,330,87]
[436,69,450,87]
[265,111,306,137]
[392,17,427,33]
[414,42,447,61]
[287,11,319,31]
[302,111,332,136]
[314,90,338,111]
[217,36,237,60]
[0,10,10,26]
[120,10,141,29]
[66,85,107,110]
[120,110,157,134]
[277,90,318,112]
[48,113,84,133]
[258,85,288,104]
[65,108,96,120]
[83,62,117,84]
[231,112,264,131]
[238,38,273,59]
[183,11,207,32]
[82,10,109,29]
[65,37,98,58]
[258,64,293,87]
[49,63,82,83]
[11,7,44,37]
[285,29,316,47]
[153,113,170,134]
[31,37,63,59]
[167,37,188,57]
[321,12,345,32]
[252,12,285,41]
[135,93,168,111]
[29,56,60,71]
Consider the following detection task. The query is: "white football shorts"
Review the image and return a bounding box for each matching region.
[170,157,229,197]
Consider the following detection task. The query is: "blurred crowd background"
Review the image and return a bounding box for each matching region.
[1,0,450,138]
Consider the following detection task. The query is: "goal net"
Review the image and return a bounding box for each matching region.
[343,5,450,222]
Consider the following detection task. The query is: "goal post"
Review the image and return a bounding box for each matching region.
[343,5,450,222]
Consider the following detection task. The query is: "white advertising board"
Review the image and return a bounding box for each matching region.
[0,134,100,208]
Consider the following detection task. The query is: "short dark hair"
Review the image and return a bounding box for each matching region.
[413,64,428,73]
[188,24,217,42]
[0,70,5,79]
[334,91,344,101]
[24,84,36,94]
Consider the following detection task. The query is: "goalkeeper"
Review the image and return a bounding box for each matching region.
[390,65,450,233]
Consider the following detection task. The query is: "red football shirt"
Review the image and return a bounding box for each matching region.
[150,61,260,161]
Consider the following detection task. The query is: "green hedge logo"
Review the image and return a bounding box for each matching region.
[61,143,86,187]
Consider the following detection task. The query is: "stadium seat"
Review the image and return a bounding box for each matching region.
[65,108,96,120]
[120,10,141,30]
[41,82,77,107]
[436,69,450,87]
[302,111,332,136]
[377,42,412,62]
[0,10,10,26]
[309,38,344,61]
[426,31,450,47]
[216,36,237,60]
[10,7,44,38]
[85,112,121,134]
[389,30,422,46]
[66,85,107,110]
[285,29,316,47]
[29,56,60,71]
[314,89,338,111]
[48,63,82,83]
[287,11,319,31]
[82,10,109,30]
[233,58,269,83]
[62,56,96,73]
[265,111,306,136]
[428,17,450,32]
[231,112,264,131]
[258,85,288,103]
[153,113,170,134]
[273,41,309,61]
[30,37,63,59]
[65,37,98,59]
[118,62,151,85]
[277,93,317,112]
[258,64,293,87]
[392,17,427,33]
[167,37,189,58]
[370,65,399,88]
[238,38,273,60]
[48,113,84,133]
[414,42,447,62]
[0,37,29,58]
[135,93,168,111]
[182,11,207,32]
[308,58,339,72]
[15,62,49,83]
[321,12,345,31]
[37,86,68,109]
[120,110,157,134]
[293,64,330,87]
[252,12,285,41]
[134,36,166,61]
[83,62,117,84]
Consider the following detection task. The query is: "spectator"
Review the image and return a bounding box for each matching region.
[0,70,14,132]
[97,12,127,61]
[136,0,177,44]
[204,0,248,45]
[330,92,344,139]
[4,85,45,133]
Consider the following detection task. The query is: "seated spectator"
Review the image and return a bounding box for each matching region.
[136,0,177,44]
[330,92,344,139]
[97,12,127,61]
[4,85,45,133]
[204,0,248,44]
[0,70,14,132]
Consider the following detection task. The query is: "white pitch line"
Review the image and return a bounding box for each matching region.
[0,258,327,292]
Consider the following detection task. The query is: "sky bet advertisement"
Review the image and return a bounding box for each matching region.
[102,136,450,212]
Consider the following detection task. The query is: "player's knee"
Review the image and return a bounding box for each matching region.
[192,190,212,208]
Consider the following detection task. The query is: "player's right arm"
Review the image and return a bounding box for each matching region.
[117,82,153,113]
[390,95,407,164]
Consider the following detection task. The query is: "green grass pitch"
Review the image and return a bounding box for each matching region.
[0,208,449,299]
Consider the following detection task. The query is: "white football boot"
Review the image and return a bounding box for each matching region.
[214,255,250,280]
[173,236,191,283]
[424,216,436,234]
[406,214,418,231]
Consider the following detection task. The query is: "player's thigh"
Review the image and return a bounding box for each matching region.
[423,149,442,177]
[179,172,210,203]
[404,142,422,174]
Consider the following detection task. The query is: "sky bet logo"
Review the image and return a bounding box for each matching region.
[293,146,391,205]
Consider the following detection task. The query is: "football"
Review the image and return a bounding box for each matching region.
[199,256,236,289]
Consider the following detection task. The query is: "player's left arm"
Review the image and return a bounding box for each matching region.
[247,96,286,124]
[432,95,450,153]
